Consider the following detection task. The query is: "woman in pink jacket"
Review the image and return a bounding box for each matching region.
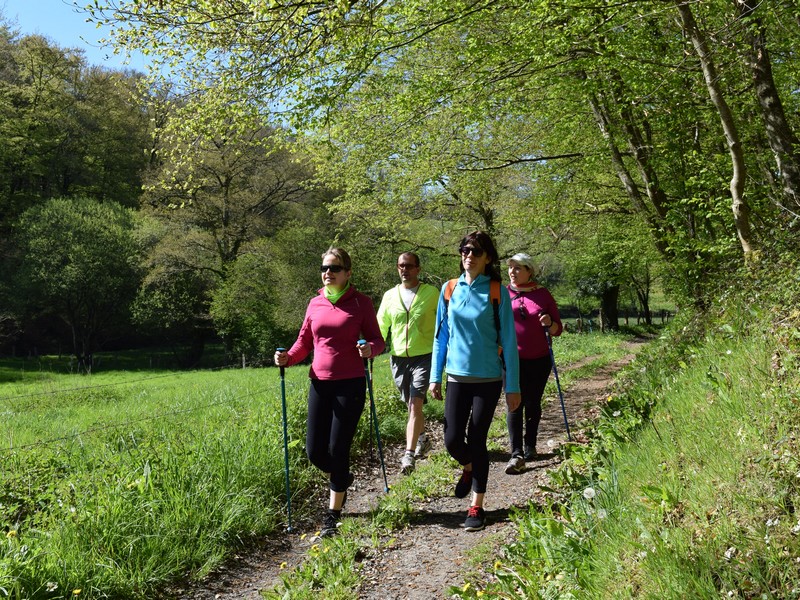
[504,253,562,474]
[274,247,385,537]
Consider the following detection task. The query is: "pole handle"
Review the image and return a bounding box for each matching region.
[357,339,368,367]
[276,347,286,376]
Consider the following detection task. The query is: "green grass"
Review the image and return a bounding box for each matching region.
[450,262,800,598]
[0,329,648,599]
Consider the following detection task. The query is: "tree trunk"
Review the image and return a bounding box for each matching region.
[600,285,620,331]
[675,1,756,258]
[735,0,800,215]
[635,288,652,325]
[587,92,670,258]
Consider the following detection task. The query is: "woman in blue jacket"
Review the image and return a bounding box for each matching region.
[429,231,520,532]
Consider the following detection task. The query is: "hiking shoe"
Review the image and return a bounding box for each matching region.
[400,451,416,475]
[464,506,486,532]
[319,509,341,538]
[505,455,525,474]
[524,446,538,461]
[454,468,473,498]
[414,432,431,458]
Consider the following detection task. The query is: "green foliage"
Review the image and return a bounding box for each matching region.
[457,251,800,598]
[13,197,141,366]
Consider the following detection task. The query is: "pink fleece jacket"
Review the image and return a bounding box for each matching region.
[285,285,385,380]
[508,285,562,360]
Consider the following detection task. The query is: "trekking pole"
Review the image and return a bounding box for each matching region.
[358,340,389,492]
[544,330,572,441]
[276,348,294,532]
[369,358,374,460]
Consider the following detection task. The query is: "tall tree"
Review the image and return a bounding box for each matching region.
[14,197,141,371]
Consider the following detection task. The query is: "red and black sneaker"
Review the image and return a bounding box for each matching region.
[454,468,473,498]
[464,505,485,532]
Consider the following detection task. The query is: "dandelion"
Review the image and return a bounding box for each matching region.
[73,590,81,596]
[6,530,16,538]
[477,592,485,597]
[279,562,287,570]
[613,411,621,417]
[597,508,607,519]
[46,583,58,592]
[462,583,471,592]
[726,350,732,355]
[300,533,308,540]
[583,487,596,500]
[493,560,502,570]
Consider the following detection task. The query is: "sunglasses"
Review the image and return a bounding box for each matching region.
[320,264,345,273]
[460,246,486,257]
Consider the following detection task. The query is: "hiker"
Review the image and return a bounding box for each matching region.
[429,231,520,532]
[504,253,562,474]
[274,247,385,538]
[377,252,439,475]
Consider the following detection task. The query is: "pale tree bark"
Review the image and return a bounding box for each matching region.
[735,0,800,216]
[587,92,670,258]
[675,1,755,258]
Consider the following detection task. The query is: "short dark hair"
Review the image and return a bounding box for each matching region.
[399,252,420,267]
[458,231,501,281]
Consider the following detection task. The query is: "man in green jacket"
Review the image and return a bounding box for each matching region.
[377,252,439,474]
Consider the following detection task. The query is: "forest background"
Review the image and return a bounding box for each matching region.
[8,1,800,370]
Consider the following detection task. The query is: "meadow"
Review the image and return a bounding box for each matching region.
[0,330,635,599]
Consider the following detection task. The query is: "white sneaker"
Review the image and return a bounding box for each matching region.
[414,432,431,458]
[400,451,416,474]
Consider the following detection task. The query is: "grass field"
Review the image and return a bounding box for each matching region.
[0,329,648,599]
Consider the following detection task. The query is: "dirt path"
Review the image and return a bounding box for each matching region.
[173,341,645,599]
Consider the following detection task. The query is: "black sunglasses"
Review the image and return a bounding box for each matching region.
[320,264,345,273]
[460,246,486,257]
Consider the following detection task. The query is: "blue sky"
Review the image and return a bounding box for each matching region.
[1,0,149,71]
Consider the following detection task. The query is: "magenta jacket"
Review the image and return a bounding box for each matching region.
[285,285,385,380]
[508,285,562,360]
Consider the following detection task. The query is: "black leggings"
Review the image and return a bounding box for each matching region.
[306,377,366,492]
[506,355,552,456]
[443,380,502,494]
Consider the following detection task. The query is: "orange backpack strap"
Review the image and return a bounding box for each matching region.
[443,278,458,303]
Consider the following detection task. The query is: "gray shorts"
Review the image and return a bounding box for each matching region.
[390,354,432,406]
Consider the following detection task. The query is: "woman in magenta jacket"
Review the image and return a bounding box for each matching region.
[504,252,562,475]
[274,247,385,537]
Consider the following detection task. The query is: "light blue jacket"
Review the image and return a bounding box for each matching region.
[431,273,520,393]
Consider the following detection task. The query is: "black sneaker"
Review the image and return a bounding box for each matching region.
[319,509,341,538]
[454,468,473,498]
[464,505,485,531]
[524,446,538,461]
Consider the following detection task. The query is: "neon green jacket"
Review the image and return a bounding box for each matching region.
[377,282,439,357]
